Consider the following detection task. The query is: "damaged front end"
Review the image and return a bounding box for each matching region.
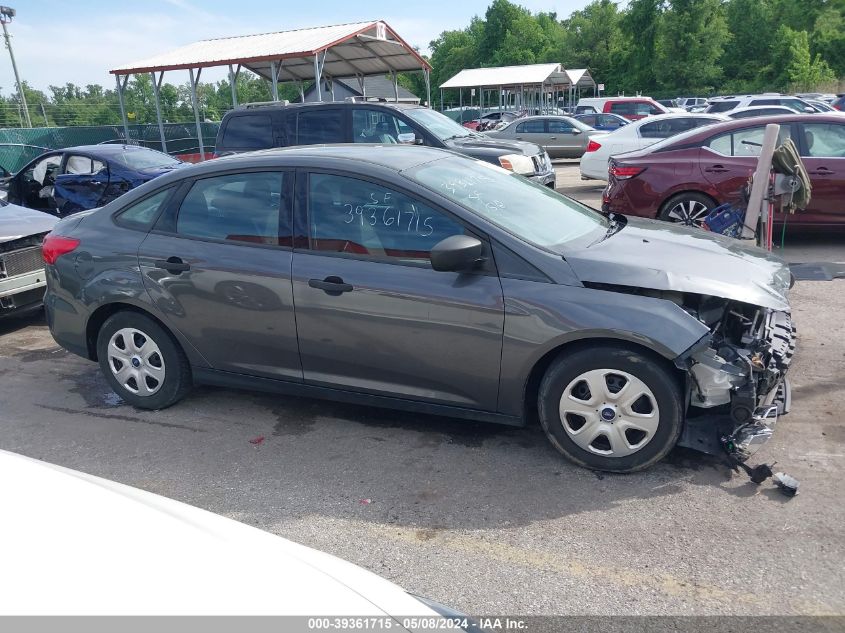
[676,296,796,460]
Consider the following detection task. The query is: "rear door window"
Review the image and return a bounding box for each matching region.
[707,125,792,156]
[173,172,291,246]
[297,109,345,145]
[222,115,273,150]
[516,120,545,133]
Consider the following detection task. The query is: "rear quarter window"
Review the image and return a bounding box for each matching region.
[221,114,273,150]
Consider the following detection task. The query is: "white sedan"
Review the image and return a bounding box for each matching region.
[579,113,729,181]
[0,449,471,624]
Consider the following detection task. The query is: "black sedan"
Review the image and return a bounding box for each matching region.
[0,144,183,216]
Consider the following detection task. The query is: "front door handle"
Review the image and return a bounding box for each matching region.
[549,136,558,140]
[705,165,730,173]
[809,167,833,175]
[308,276,353,296]
[154,257,190,274]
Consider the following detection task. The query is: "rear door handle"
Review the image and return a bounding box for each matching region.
[705,165,730,173]
[548,136,558,140]
[809,167,833,175]
[154,257,190,274]
[308,276,353,296]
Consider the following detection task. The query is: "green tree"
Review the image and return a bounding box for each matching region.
[616,0,662,93]
[770,25,836,91]
[654,0,729,93]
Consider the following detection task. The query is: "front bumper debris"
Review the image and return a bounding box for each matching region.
[677,306,796,460]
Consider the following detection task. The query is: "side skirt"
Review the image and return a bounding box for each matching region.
[192,368,525,428]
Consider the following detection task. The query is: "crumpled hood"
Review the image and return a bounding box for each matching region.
[566,216,792,311]
[0,203,58,242]
[448,135,543,157]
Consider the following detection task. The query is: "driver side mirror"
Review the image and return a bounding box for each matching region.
[571,129,582,135]
[430,235,484,272]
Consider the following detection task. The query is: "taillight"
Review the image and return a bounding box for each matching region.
[586,139,602,153]
[42,235,80,265]
[609,165,645,180]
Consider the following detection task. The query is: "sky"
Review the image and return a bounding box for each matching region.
[1,0,597,94]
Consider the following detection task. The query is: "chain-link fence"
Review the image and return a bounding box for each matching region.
[0,122,220,173]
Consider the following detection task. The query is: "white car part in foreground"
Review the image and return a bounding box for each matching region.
[0,449,449,618]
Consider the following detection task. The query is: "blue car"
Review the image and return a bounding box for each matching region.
[572,113,629,131]
[0,145,183,216]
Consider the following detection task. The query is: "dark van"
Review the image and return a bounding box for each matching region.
[215,101,555,187]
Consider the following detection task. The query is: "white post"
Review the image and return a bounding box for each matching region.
[189,67,205,160]
[150,71,167,153]
[743,123,781,245]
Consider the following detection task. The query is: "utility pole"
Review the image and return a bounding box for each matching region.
[0,6,31,128]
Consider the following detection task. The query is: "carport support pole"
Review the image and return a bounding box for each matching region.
[392,71,399,103]
[313,54,323,101]
[189,68,205,161]
[270,61,279,101]
[150,72,167,154]
[423,68,431,108]
[115,74,130,145]
[228,65,239,108]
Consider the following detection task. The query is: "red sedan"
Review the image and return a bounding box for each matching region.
[602,114,845,228]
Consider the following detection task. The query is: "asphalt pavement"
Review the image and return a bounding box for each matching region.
[0,167,843,616]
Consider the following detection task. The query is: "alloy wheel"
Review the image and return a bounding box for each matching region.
[666,199,710,226]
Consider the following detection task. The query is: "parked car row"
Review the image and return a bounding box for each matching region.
[602,114,845,228]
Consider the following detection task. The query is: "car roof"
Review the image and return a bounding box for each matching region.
[49,144,160,157]
[187,144,456,177]
[227,101,424,116]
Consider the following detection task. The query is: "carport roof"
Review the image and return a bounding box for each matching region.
[109,20,430,81]
[441,63,567,89]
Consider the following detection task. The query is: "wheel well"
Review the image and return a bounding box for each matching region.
[659,190,717,215]
[85,303,170,361]
[522,338,685,424]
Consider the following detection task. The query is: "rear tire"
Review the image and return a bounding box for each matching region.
[96,311,192,410]
[538,346,683,473]
[659,192,715,227]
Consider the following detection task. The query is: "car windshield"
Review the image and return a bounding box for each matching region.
[111,148,182,170]
[406,156,608,252]
[404,108,475,141]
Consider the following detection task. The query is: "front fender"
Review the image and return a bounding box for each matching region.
[497,278,709,417]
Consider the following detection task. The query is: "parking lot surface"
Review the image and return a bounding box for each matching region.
[0,170,843,616]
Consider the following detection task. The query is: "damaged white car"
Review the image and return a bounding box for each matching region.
[0,201,56,315]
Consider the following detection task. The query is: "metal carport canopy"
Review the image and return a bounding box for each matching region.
[109,20,430,82]
[440,63,566,89]
[108,20,432,160]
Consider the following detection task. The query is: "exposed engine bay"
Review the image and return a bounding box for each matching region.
[679,294,796,460]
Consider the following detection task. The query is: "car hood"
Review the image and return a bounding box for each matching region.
[447,135,542,157]
[0,450,438,616]
[565,216,791,311]
[0,203,58,242]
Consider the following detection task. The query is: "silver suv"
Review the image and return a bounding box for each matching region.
[705,94,816,114]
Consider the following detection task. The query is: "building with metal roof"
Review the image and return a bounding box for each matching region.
[109,20,431,159]
[297,76,419,104]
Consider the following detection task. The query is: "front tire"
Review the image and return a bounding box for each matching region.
[659,192,714,227]
[96,311,192,410]
[538,346,683,473]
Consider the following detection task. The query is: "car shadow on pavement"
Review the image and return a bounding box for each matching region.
[166,386,745,529]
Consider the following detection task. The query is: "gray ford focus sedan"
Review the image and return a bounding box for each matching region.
[43,145,795,472]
